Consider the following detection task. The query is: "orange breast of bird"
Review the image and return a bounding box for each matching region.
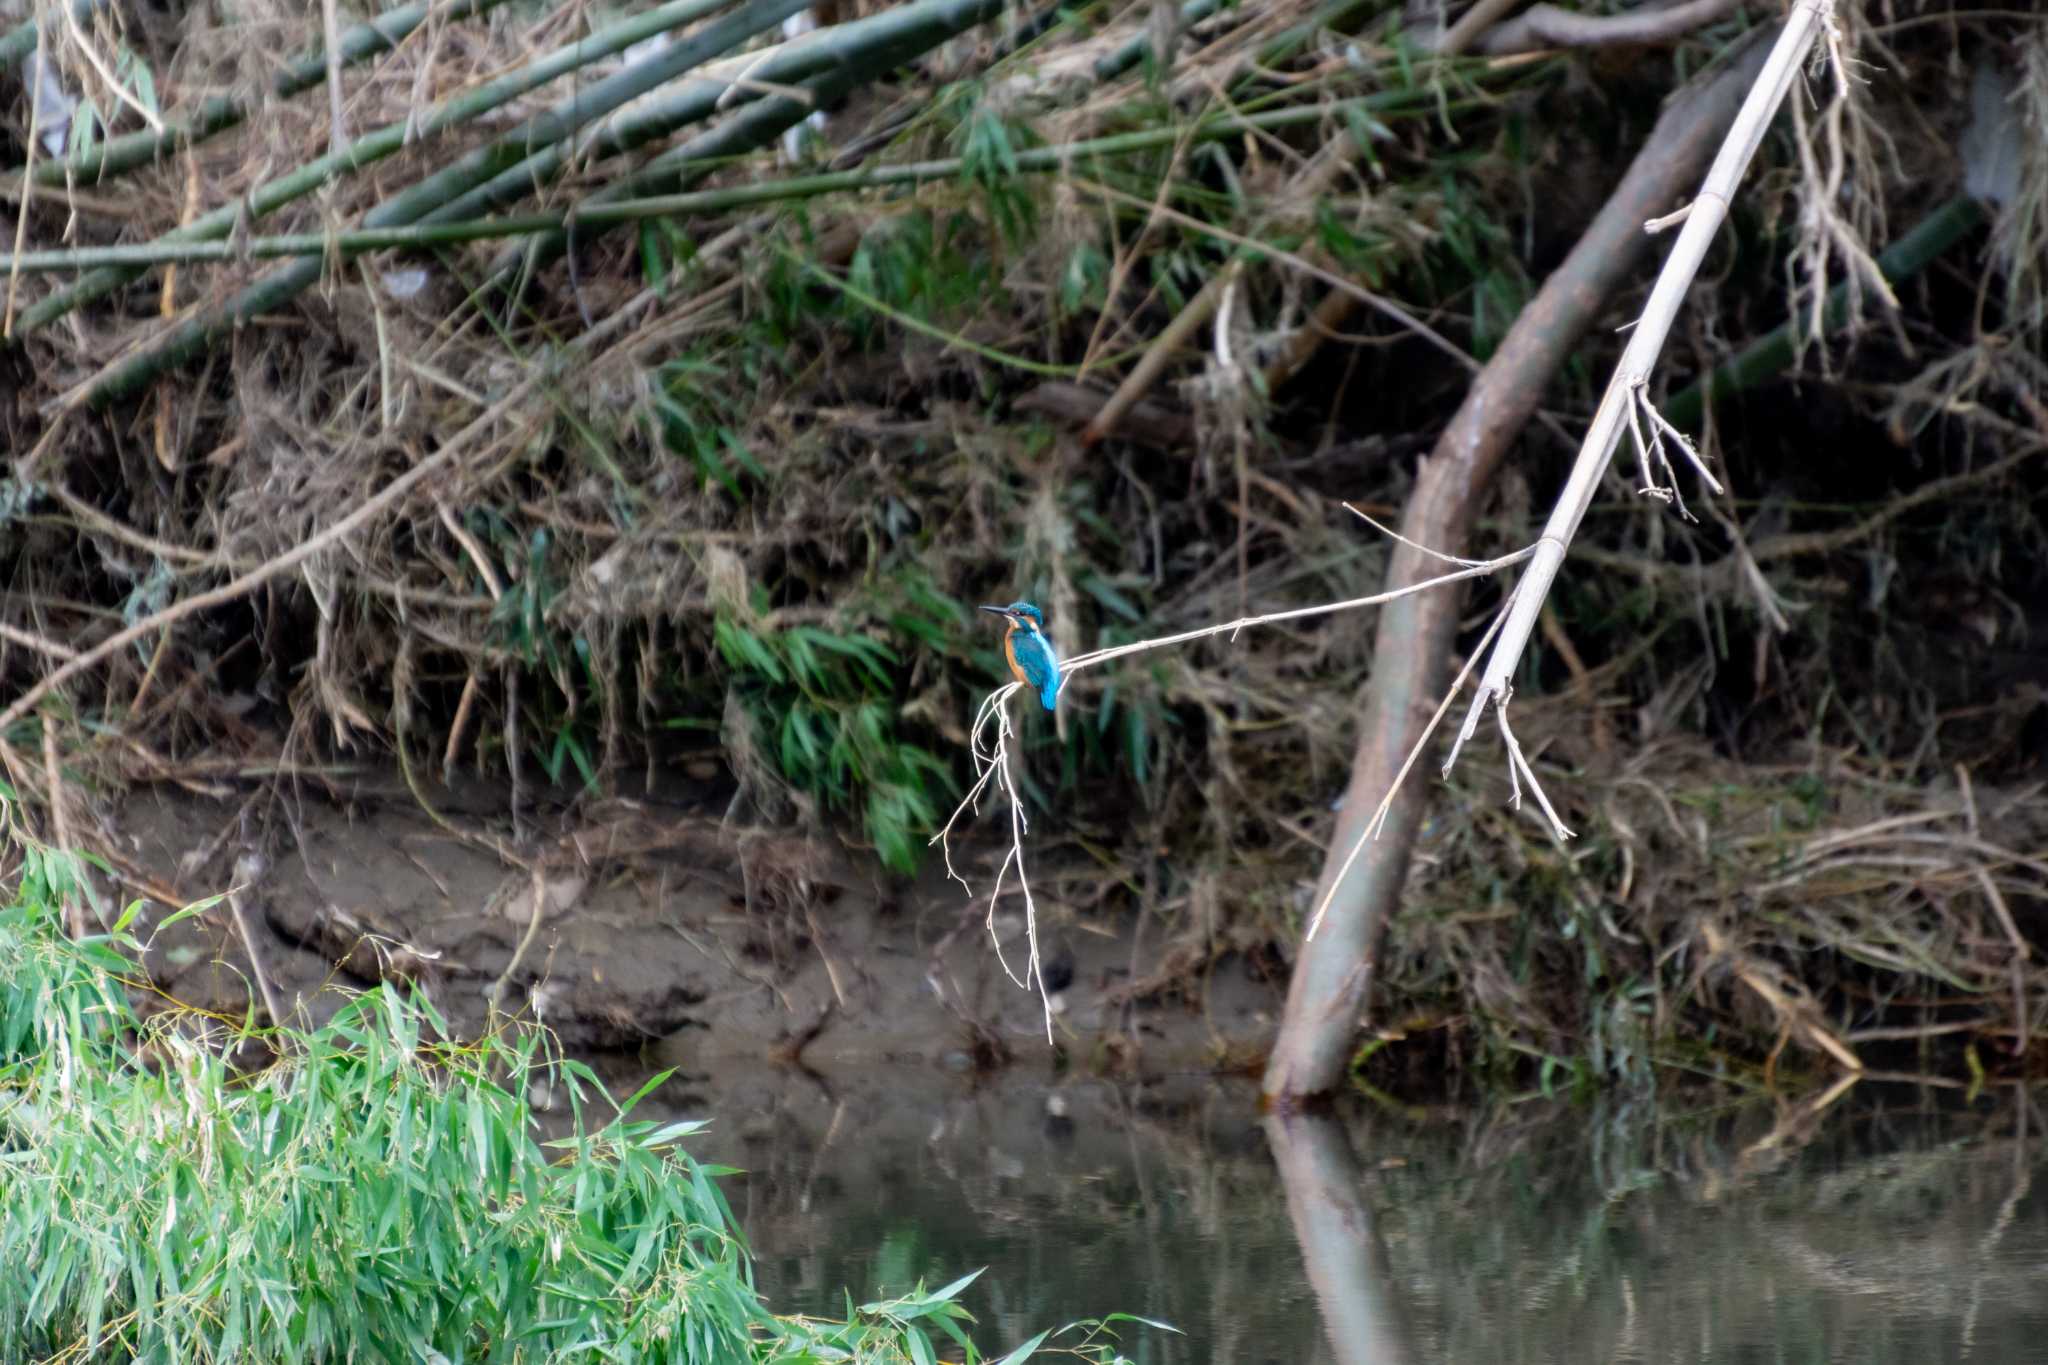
[1002,627,1028,688]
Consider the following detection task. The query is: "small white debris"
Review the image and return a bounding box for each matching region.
[380,267,430,300]
[778,10,827,163]
[21,51,77,159]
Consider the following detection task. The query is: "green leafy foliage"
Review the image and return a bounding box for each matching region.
[0,869,1152,1362]
[59,43,160,171]
[1058,241,1111,317]
[480,522,600,789]
[951,87,1044,244]
[844,209,1002,345]
[655,351,771,499]
[1315,199,1398,290]
[1402,171,1531,363]
[714,607,956,873]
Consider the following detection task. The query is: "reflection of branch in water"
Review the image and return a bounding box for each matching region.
[1263,1111,1415,1365]
[1252,1089,2048,1363]
[1963,1100,2034,1348]
[1728,1072,1862,1182]
[1760,1100,2045,1315]
[797,1098,847,1216]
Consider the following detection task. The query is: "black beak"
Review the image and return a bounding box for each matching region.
[978,605,1014,617]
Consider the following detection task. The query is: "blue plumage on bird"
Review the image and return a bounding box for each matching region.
[979,602,1061,711]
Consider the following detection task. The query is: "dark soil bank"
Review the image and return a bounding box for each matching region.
[107,774,1282,1071]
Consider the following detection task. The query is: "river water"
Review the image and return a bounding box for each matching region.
[627,1061,2048,1364]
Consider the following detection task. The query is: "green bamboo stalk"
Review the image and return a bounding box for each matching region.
[60,0,1491,400]
[361,0,811,236]
[8,0,513,190]
[481,0,1022,285]
[430,0,1007,245]
[486,73,854,294]
[983,0,1071,64]
[10,0,763,339]
[1094,0,1385,85]
[1093,0,1221,82]
[1661,195,1987,429]
[561,0,1438,245]
[810,0,1397,194]
[0,0,99,68]
[493,76,1454,284]
[80,0,811,406]
[815,0,1072,167]
[0,90,1464,276]
[487,7,1496,288]
[420,41,843,231]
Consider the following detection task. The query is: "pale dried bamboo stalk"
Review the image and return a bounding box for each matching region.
[1445,0,1836,795]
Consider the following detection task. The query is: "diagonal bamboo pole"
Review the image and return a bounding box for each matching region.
[483,0,1461,289]
[1661,194,1986,430]
[1,0,512,191]
[67,0,815,407]
[9,0,761,339]
[1262,21,1784,1107]
[0,92,1461,275]
[471,0,1016,286]
[1444,0,1833,780]
[45,0,1013,405]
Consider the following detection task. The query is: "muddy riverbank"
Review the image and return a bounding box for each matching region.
[100,773,1284,1073]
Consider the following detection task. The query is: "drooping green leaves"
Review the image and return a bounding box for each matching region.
[714,608,956,874]
[0,884,1155,1362]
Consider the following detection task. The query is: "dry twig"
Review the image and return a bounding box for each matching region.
[932,539,1538,1031]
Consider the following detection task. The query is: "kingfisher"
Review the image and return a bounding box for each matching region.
[980,601,1062,711]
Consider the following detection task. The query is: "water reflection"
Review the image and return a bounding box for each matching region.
[1265,1109,1412,1365]
[693,1067,1312,1361]
[594,1057,2048,1363]
[1357,1081,2048,1365]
